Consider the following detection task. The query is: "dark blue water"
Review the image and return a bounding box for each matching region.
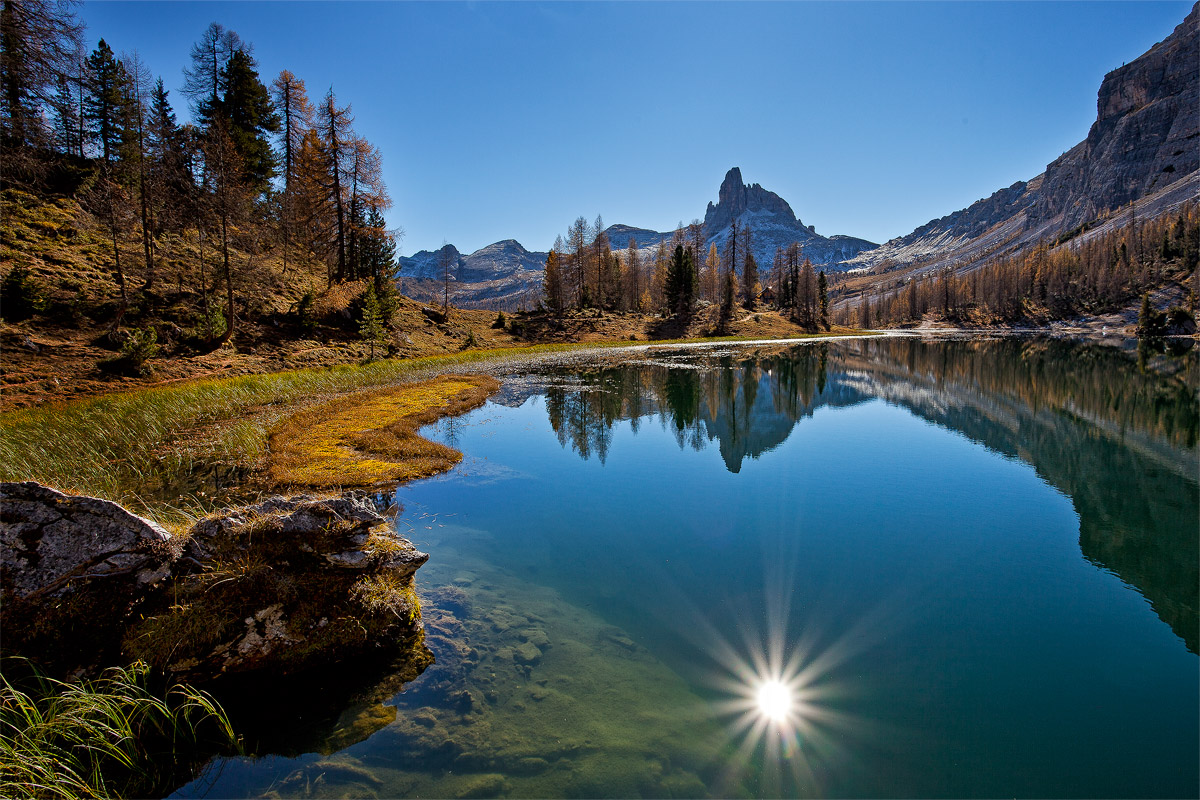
[180,336,1199,799]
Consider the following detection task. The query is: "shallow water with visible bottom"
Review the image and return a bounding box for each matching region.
[176,336,1198,799]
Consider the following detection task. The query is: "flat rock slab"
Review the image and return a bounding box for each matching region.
[0,481,181,599]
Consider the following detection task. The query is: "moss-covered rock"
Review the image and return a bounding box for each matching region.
[2,486,431,694]
[125,494,428,682]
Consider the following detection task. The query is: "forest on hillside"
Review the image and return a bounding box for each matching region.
[836,203,1199,330]
[1,0,401,352]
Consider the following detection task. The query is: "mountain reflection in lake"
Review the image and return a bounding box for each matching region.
[177,336,1198,800]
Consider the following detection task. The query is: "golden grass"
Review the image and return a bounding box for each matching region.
[267,374,500,488]
[0,333,875,520]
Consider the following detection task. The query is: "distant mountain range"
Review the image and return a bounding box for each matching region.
[401,3,1198,309]
[398,167,880,309]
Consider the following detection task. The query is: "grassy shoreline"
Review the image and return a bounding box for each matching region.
[0,331,871,521]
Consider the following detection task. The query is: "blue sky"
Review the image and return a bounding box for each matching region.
[80,1,1192,255]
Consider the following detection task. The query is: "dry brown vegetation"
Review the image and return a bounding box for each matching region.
[266,374,500,488]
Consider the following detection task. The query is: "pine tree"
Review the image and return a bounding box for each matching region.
[664,245,695,317]
[213,48,279,193]
[147,78,190,234]
[359,283,385,359]
[359,204,397,293]
[84,39,127,169]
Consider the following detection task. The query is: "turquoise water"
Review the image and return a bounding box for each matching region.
[178,336,1198,799]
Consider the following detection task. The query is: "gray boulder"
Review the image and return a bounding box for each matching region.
[1,481,181,600]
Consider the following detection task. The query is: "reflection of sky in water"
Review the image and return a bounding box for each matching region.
[177,340,1199,799]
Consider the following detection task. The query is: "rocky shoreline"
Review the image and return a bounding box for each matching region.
[1,482,430,690]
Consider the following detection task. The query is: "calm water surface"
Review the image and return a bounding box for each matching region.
[178,336,1198,799]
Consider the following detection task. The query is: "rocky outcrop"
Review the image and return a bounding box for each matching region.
[1,485,430,684]
[704,167,800,234]
[1032,5,1199,230]
[1,481,182,600]
[701,167,878,271]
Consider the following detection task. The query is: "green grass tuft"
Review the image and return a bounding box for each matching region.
[0,659,238,799]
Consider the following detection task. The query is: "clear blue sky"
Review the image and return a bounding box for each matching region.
[80,1,1192,255]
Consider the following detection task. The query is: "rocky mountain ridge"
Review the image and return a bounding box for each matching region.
[401,168,879,308]
[844,3,1198,275]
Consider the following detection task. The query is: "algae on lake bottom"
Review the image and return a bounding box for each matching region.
[244,540,739,799]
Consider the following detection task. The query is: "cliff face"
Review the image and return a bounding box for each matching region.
[1032,5,1199,230]
[845,3,1199,274]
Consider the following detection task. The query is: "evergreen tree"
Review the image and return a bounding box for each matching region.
[359,204,397,289]
[84,39,127,169]
[359,283,385,359]
[147,78,190,234]
[665,245,695,317]
[212,48,279,193]
[50,72,79,155]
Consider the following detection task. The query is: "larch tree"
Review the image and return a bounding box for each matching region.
[722,219,740,286]
[568,216,590,307]
[624,238,642,311]
[818,270,830,330]
[120,50,156,289]
[704,243,720,303]
[0,0,84,150]
[317,88,354,282]
[181,22,246,127]
[270,69,312,190]
[592,214,607,308]
[543,248,565,316]
[201,119,251,345]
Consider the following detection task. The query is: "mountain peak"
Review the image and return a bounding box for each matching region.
[721,167,744,194]
[704,167,798,234]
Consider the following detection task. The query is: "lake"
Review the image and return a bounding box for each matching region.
[176,335,1198,799]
